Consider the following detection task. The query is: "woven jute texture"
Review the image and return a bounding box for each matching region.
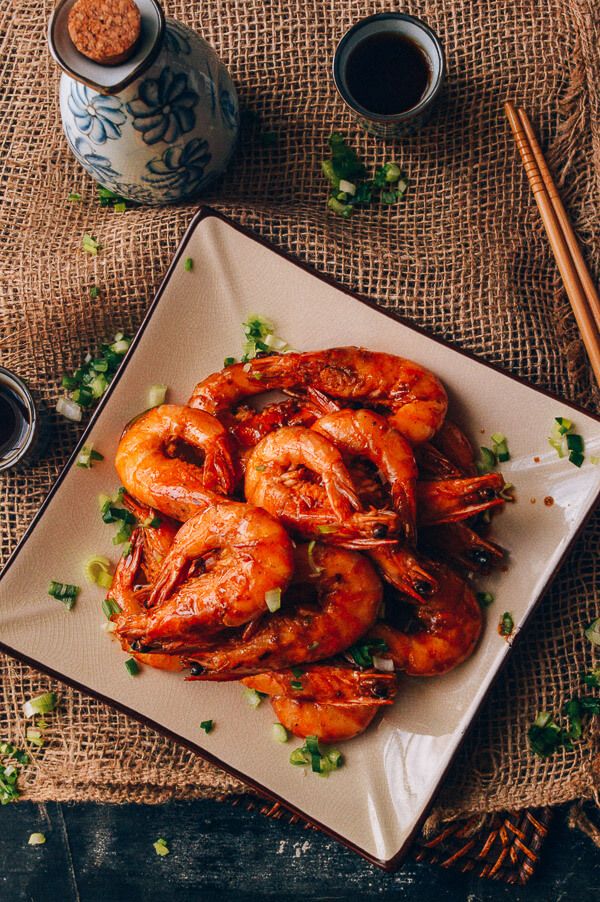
[1,0,599,821]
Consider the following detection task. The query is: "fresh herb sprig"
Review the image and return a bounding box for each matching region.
[322,133,408,218]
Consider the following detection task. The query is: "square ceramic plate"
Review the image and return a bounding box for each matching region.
[1,209,599,870]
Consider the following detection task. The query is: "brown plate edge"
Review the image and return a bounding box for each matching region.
[1,205,599,872]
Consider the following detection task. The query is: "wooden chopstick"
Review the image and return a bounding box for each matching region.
[517,107,600,334]
[504,101,600,387]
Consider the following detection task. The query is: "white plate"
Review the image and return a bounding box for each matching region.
[2,209,599,869]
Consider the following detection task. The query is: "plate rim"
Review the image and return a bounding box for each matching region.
[2,205,599,871]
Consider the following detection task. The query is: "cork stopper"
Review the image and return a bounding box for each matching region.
[48,0,164,94]
[68,0,142,65]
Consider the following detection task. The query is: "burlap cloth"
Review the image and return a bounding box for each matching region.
[0,0,598,823]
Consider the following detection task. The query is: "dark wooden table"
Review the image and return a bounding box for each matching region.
[1,800,598,900]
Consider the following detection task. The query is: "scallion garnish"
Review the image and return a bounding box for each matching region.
[76,443,104,469]
[153,837,169,857]
[23,692,58,718]
[322,135,408,216]
[346,638,388,668]
[265,588,281,613]
[84,555,113,589]
[200,720,214,733]
[477,591,494,607]
[68,192,82,202]
[290,680,303,690]
[272,723,288,743]
[26,728,44,748]
[223,357,236,367]
[499,611,514,637]
[548,417,587,466]
[82,234,101,255]
[184,257,193,272]
[583,669,600,688]
[48,581,79,610]
[124,658,139,676]
[584,618,600,647]
[102,598,121,619]
[289,735,343,776]
[148,384,168,408]
[89,285,100,299]
[242,687,265,708]
[239,314,290,362]
[58,333,131,421]
[528,696,600,757]
[97,186,127,209]
[28,833,46,845]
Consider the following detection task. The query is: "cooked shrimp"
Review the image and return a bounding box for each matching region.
[417,473,505,525]
[368,546,438,601]
[110,530,184,672]
[121,493,179,583]
[368,561,482,676]
[242,665,397,705]
[271,697,379,742]
[114,501,294,649]
[189,347,448,444]
[420,522,506,574]
[245,426,399,545]
[312,409,417,543]
[115,405,236,522]
[430,419,476,475]
[221,399,318,450]
[185,543,382,676]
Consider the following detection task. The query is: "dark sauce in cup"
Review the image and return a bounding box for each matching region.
[345,32,430,115]
[0,384,30,461]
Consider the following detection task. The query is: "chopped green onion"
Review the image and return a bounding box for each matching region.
[141,515,161,529]
[148,384,168,408]
[112,202,126,213]
[289,735,343,775]
[569,450,584,468]
[102,598,121,619]
[200,720,214,733]
[499,611,514,637]
[383,162,401,183]
[290,680,303,690]
[476,446,497,474]
[528,713,564,757]
[76,443,104,469]
[346,638,388,668]
[555,416,573,434]
[338,179,356,195]
[184,257,193,272]
[23,692,58,718]
[68,192,82,202]
[56,395,82,422]
[584,618,600,647]
[153,838,169,857]
[28,833,46,846]
[590,456,600,465]
[84,555,113,589]
[316,525,337,534]
[289,747,310,766]
[583,668,600,688]
[223,357,236,367]
[490,432,505,445]
[265,588,281,613]
[272,723,288,743]
[242,687,264,708]
[26,728,44,748]
[82,234,101,255]
[48,581,79,610]
[493,439,510,462]
[124,658,139,676]
[327,196,353,217]
[372,655,394,672]
[110,338,130,355]
[477,591,494,607]
[566,434,584,452]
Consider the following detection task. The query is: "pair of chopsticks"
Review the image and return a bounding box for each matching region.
[504,101,600,387]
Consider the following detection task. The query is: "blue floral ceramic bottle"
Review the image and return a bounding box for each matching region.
[49,2,238,204]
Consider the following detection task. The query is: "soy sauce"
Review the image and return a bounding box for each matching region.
[345,33,430,115]
[0,383,30,459]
